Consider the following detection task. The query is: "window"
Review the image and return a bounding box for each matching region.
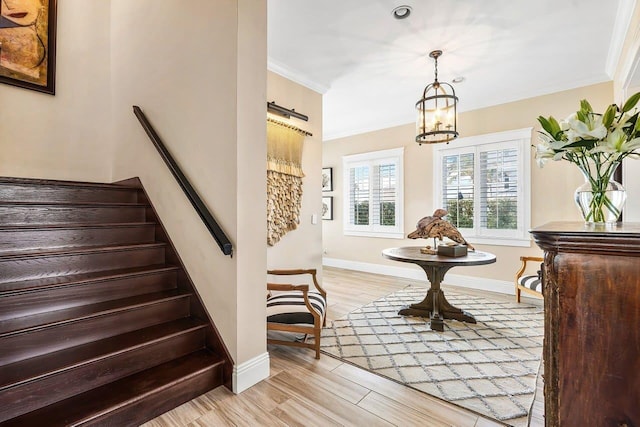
[433,128,532,246]
[343,148,404,238]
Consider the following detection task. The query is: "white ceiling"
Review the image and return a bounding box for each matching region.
[267,0,634,141]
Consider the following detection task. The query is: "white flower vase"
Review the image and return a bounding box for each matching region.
[574,164,626,224]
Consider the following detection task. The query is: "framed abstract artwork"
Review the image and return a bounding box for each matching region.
[322,167,333,192]
[0,0,57,94]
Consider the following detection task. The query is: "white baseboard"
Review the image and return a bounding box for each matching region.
[323,257,514,295]
[232,352,270,394]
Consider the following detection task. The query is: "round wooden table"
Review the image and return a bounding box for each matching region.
[382,246,496,331]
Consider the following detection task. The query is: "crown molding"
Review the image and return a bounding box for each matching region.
[606,0,637,78]
[615,1,640,99]
[267,57,330,94]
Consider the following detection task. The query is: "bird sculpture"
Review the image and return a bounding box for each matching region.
[407,209,475,251]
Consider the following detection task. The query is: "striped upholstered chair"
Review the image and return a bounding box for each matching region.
[515,256,544,302]
[266,269,327,359]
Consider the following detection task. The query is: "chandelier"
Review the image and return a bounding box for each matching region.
[415,50,459,145]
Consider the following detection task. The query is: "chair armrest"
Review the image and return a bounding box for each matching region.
[520,256,544,262]
[268,269,316,276]
[515,256,544,281]
[267,269,326,298]
[267,283,309,292]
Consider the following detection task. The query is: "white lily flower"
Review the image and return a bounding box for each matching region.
[549,140,572,150]
[535,142,555,167]
[620,136,640,153]
[566,114,607,141]
[535,90,640,219]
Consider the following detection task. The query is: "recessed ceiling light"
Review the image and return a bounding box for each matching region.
[392,5,412,20]
[452,76,465,83]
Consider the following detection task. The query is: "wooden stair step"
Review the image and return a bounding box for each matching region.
[0,176,232,424]
[0,318,208,422]
[0,265,180,321]
[0,289,190,336]
[0,290,192,366]
[0,264,179,293]
[0,177,140,203]
[0,317,207,391]
[0,201,148,224]
[0,243,167,284]
[0,242,165,259]
[0,350,225,427]
[0,264,177,293]
[0,240,162,258]
[0,222,157,254]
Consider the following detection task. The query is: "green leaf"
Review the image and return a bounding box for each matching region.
[633,113,640,135]
[564,139,597,150]
[537,116,554,135]
[580,99,593,113]
[602,104,616,128]
[622,91,640,113]
[548,117,562,135]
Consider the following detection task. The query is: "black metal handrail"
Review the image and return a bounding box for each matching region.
[133,106,233,257]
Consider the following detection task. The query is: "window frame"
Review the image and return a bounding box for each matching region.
[432,128,532,247]
[343,147,404,239]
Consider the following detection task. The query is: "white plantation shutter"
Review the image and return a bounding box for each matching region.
[343,148,404,238]
[375,163,396,226]
[442,153,474,229]
[479,148,518,231]
[433,128,531,246]
[349,165,370,225]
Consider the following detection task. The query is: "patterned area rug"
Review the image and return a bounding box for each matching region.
[321,286,543,426]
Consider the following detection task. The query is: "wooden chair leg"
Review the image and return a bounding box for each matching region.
[314,327,321,359]
[516,286,521,303]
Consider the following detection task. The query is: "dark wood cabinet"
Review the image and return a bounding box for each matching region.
[531,222,640,427]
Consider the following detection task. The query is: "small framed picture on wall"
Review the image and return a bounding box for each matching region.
[322,196,333,220]
[322,167,333,192]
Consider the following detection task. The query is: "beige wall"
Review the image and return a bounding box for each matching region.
[266,72,324,275]
[0,0,269,384]
[236,0,268,365]
[109,0,267,367]
[0,1,112,181]
[322,82,613,285]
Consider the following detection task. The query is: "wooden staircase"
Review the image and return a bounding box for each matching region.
[0,177,232,426]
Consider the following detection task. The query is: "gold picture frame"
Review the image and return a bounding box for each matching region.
[0,0,57,94]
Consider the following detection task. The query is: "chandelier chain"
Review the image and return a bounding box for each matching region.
[434,56,438,82]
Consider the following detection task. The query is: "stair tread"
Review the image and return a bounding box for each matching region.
[0,317,208,391]
[0,200,148,207]
[0,242,166,259]
[0,177,140,190]
[0,264,179,294]
[0,350,224,427]
[0,289,191,336]
[0,222,156,231]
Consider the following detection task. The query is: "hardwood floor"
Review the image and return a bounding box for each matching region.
[144,267,545,427]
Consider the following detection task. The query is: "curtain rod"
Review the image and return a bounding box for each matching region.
[267,117,313,137]
[267,101,309,121]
